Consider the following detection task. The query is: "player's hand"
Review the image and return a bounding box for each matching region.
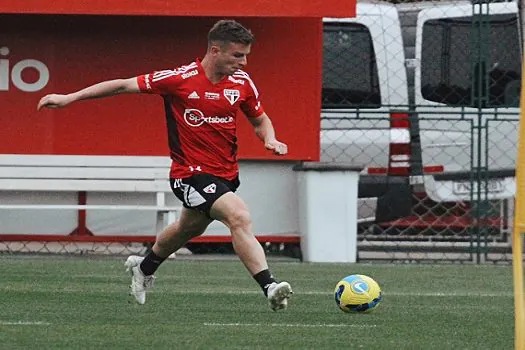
[265,139,288,156]
[37,94,73,111]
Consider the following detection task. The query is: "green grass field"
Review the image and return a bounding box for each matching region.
[0,256,515,349]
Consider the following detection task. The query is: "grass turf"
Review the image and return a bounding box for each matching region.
[0,256,514,349]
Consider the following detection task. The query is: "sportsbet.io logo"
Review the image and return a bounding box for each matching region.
[0,46,49,92]
[183,108,234,127]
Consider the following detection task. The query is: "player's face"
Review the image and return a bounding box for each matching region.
[215,42,251,76]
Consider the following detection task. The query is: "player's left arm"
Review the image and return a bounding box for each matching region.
[240,74,287,155]
[248,112,288,156]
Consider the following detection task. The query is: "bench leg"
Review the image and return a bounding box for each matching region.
[69,191,94,236]
[155,211,164,235]
[155,210,179,235]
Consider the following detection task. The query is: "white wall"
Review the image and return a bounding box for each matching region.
[0,161,300,237]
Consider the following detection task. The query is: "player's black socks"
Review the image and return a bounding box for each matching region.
[140,251,167,276]
[253,269,277,296]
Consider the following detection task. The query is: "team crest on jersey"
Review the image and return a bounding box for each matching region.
[223,89,240,105]
[203,183,216,194]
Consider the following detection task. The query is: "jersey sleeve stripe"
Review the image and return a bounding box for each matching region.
[151,62,198,82]
[233,70,260,98]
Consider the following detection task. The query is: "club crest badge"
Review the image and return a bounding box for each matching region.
[203,183,216,194]
[223,89,240,105]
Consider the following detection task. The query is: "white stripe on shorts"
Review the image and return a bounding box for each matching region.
[183,184,206,207]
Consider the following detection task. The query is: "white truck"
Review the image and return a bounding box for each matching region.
[321,0,519,226]
[322,2,412,223]
[412,1,519,203]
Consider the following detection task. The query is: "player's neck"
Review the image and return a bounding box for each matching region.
[201,57,225,84]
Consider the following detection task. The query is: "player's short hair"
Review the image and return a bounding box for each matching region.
[208,20,255,47]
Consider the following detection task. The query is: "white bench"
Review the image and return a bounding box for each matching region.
[0,154,182,238]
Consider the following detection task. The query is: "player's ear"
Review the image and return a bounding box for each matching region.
[209,44,221,56]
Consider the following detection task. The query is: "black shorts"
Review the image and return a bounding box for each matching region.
[170,173,240,216]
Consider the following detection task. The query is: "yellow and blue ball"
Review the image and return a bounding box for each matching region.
[334,274,382,313]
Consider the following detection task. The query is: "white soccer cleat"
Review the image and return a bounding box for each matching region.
[267,281,293,311]
[125,255,155,305]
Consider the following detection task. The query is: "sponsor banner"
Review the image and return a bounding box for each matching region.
[0,16,320,160]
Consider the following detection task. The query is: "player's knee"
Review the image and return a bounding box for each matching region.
[228,209,252,232]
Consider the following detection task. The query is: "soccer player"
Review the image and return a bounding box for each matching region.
[37,20,293,311]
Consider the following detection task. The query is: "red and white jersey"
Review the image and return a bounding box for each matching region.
[137,59,265,180]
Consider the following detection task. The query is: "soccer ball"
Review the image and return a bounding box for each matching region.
[334,274,382,313]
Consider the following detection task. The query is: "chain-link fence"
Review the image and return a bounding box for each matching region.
[0,239,301,259]
[1,0,521,263]
[322,0,520,262]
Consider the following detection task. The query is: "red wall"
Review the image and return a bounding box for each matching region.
[0,0,356,17]
[0,15,322,160]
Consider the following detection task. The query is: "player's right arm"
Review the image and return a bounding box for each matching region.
[37,77,140,111]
